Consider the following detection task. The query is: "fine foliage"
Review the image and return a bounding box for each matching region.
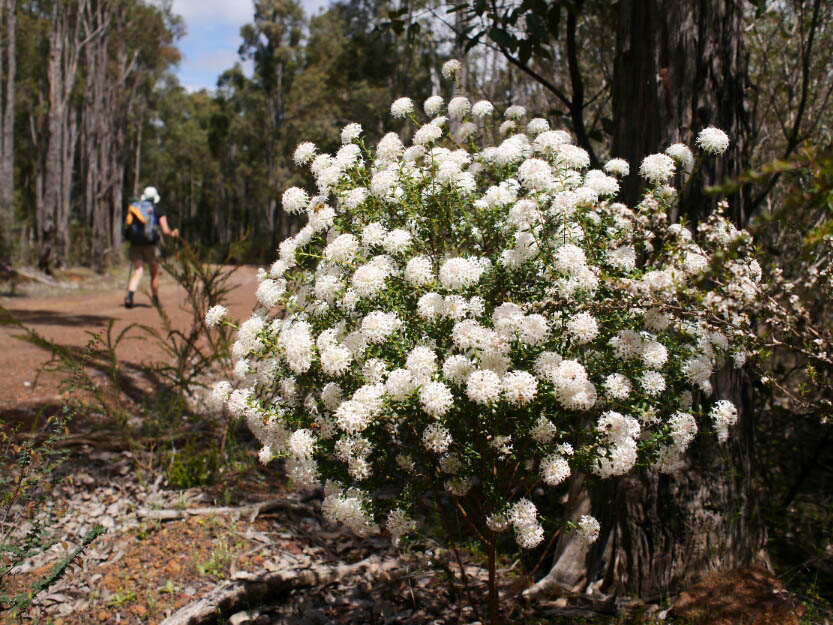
[0,404,104,615]
[211,64,761,620]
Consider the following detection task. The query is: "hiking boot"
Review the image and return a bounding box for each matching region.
[124,292,134,309]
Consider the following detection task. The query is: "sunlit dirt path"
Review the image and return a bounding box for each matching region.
[0,265,259,416]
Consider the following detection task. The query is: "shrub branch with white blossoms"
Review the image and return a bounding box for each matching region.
[213,66,760,620]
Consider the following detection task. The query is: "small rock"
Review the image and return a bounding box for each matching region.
[89,451,116,462]
[44,592,69,604]
[229,611,252,625]
[76,472,95,486]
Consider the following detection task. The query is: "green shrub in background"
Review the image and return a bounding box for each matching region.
[164,439,222,489]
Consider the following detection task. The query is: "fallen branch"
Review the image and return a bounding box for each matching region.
[137,499,316,523]
[159,554,402,625]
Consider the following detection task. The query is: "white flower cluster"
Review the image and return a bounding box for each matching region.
[213,67,756,556]
[205,305,228,328]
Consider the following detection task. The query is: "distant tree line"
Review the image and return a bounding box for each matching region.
[0,0,830,271]
[0,0,831,605]
[0,0,445,268]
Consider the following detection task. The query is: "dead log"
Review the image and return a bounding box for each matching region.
[159,554,402,625]
[136,499,316,523]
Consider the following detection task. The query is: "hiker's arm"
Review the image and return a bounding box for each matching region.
[159,216,179,238]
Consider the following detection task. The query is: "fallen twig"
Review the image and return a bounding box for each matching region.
[159,554,402,625]
[136,498,316,523]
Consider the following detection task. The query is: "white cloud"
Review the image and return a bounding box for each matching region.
[171,0,253,23]
[186,49,245,72]
[171,0,327,23]
[169,0,331,92]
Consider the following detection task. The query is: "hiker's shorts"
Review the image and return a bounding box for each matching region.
[129,244,160,264]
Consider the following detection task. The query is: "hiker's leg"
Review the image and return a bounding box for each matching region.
[149,261,160,297]
[127,259,144,292]
[125,257,143,308]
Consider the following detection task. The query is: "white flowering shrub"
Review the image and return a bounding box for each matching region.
[210,66,761,604]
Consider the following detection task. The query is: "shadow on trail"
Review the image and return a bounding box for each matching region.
[1,330,161,418]
[3,308,115,327]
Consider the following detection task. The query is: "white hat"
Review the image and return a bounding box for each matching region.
[142,186,160,204]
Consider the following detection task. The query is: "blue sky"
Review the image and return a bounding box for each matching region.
[170,0,330,92]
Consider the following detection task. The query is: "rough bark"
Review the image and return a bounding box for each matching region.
[530,369,764,600]
[81,0,109,270]
[0,0,16,264]
[110,27,140,262]
[612,0,749,224]
[80,0,138,268]
[610,0,662,208]
[531,0,760,601]
[159,555,402,625]
[44,0,89,260]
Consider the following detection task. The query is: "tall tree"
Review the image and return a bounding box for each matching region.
[610,0,749,224]
[0,0,16,264]
[80,0,180,268]
[239,0,304,243]
[451,0,763,600]
[43,0,92,258]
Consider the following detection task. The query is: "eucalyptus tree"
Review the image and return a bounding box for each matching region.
[239,0,305,241]
[407,0,759,601]
[0,0,16,264]
[43,0,93,259]
[79,0,181,268]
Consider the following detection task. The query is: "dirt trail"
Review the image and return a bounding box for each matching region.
[0,265,259,415]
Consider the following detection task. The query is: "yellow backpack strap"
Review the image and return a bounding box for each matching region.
[125,203,147,225]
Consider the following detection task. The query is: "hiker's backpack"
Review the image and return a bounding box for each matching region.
[124,199,160,245]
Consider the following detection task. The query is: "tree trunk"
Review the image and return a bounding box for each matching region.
[110,18,140,265]
[82,0,108,271]
[531,369,764,600]
[612,0,749,224]
[45,0,88,261]
[0,0,16,264]
[44,1,66,256]
[531,0,760,601]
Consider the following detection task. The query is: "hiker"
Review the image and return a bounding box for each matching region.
[123,186,179,309]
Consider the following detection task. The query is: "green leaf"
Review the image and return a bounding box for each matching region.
[546,3,562,36]
[525,12,549,43]
[518,39,533,66]
[407,22,421,42]
[532,41,552,60]
[464,32,484,53]
[488,27,516,51]
[601,116,614,135]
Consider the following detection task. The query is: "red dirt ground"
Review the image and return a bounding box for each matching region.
[0,265,260,417]
[0,265,817,625]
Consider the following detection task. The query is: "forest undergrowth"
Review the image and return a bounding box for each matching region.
[0,246,830,625]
